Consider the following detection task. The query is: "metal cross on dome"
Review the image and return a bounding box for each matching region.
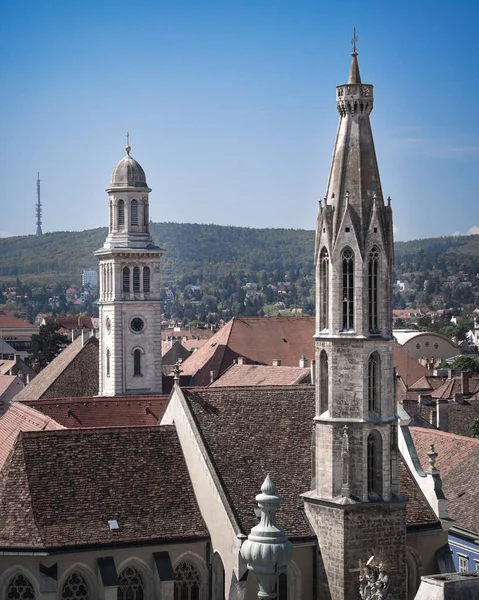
[351,27,359,53]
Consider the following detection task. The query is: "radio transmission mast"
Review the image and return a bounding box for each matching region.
[36,172,43,236]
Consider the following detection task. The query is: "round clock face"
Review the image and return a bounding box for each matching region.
[105,316,111,333]
[131,317,145,333]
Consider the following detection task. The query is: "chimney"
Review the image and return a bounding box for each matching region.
[436,399,449,432]
[71,329,75,343]
[237,356,246,365]
[454,392,464,404]
[310,359,316,384]
[14,354,19,365]
[81,329,86,346]
[461,371,470,395]
[26,374,30,384]
[447,369,453,380]
[210,370,217,384]
[299,355,308,368]
[272,359,281,367]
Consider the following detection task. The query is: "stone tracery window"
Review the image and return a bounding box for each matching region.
[367,430,383,499]
[319,248,329,330]
[174,561,201,600]
[368,247,379,332]
[117,566,144,600]
[342,248,354,330]
[118,200,125,227]
[368,352,380,414]
[61,572,89,600]
[131,200,139,226]
[6,574,35,599]
[319,350,329,414]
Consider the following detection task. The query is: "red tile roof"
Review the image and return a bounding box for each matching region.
[43,316,97,330]
[394,344,432,388]
[0,402,63,471]
[0,376,18,397]
[182,386,439,535]
[21,396,168,428]
[409,427,479,533]
[181,317,315,386]
[210,364,311,387]
[0,314,37,329]
[0,426,208,550]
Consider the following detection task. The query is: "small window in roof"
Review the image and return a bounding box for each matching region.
[108,519,120,530]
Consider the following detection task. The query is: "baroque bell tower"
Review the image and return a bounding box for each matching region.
[95,136,164,396]
[303,39,406,600]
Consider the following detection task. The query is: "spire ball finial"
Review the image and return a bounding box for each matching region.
[125,131,131,155]
[351,26,359,54]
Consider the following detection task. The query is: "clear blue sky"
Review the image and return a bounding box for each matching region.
[1,0,478,241]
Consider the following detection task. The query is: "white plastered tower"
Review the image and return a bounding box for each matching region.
[95,139,164,396]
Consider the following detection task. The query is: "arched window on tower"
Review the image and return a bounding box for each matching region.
[106,349,111,377]
[174,561,201,600]
[143,267,150,293]
[368,353,380,414]
[368,247,380,333]
[342,248,354,330]
[61,573,89,600]
[6,573,36,599]
[131,200,138,226]
[118,566,144,600]
[123,267,130,292]
[133,349,142,376]
[143,200,148,226]
[118,200,125,227]
[133,267,140,292]
[211,553,225,600]
[319,350,329,414]
[367,430,383,499]
[319,248,329,330]
[277,572,288,600]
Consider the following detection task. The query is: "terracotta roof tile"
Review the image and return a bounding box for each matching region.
[394,344,432,388]
[0,314,37,329]
[181,317,315,386]
[399,460,439,527]
[0,375,18,397]
[21,396,168,428]
[182,386,438,536]
[43,316,97,330]
[0,426,208,550]
[410,427,479,533]
[210,364,311,387]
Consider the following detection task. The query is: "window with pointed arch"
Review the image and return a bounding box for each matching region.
[174,561,201,600]
[211,553,225,600]
[143,267,151,293]
[133,349,142,376]
[367,430,383,499]
[319,350,328,414]
[61,573,89,600]
[133,267,140,292]
[342,248,354,331]
[368,247,380,333]
[123,267,130,292]
[131,200,139,226]
[118,200,125,227]
[117,566,144,600]
[6,573,35,599]
[368,353,380,414]
[319,248,329,330]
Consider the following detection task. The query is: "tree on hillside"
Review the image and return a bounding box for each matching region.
[29,323,70,371]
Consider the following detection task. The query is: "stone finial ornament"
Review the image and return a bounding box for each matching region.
[427,444,438,470]
[172,359,183,384]
[241,475,293,600]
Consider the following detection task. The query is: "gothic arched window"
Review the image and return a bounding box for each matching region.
[367,430,383,499]
[278,572,288,600]
[368,353,380,414]
[368,247,380,332]
[174,562,201,600]
[211,553,225,600]
[6,573,35,599]
[133,267,140,292]
[123,267,130,292]
[319,350,329,414]
[143,267,150,293]
[133,349,142,376]
[319,248,329,330]
[118,566,144,600]
[61,573,89,600]
[131,200,138,226]
[106,349,111,377]
[342,248,354,331]
[118,200,125,227]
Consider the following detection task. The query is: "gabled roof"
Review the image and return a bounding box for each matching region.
[410,427,479,534]
[0,357,36,377]
[42,316,97,330]
[393,344,432,388]
[181,317,315,386]
[0,426,208,550]
[0,375,18,397]
[210,364,311,387]
[0,402,63,471]
[21,395,168,428]
[0,314,37,330]
[15,336,99,402]
[181,386,440,537]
